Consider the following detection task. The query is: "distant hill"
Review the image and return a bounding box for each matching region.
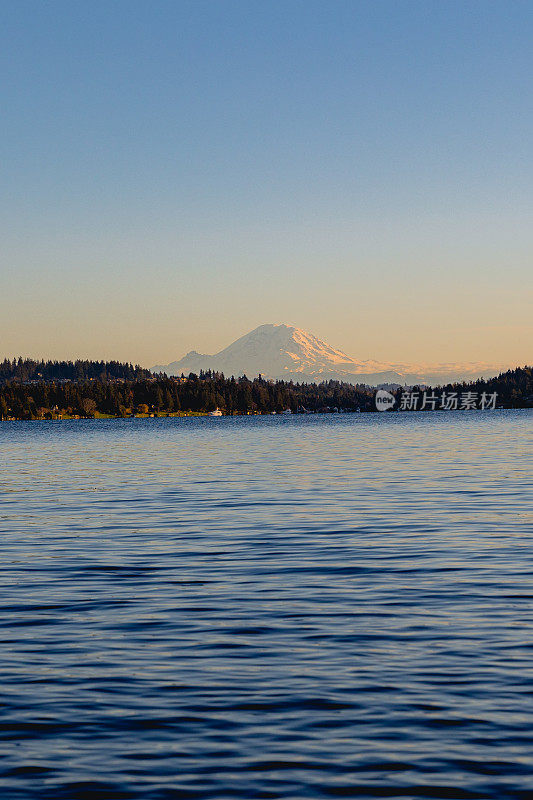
[0,358,151,384]
[152,323,510,386]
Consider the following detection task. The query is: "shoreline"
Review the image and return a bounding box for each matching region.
[1,407,527,423]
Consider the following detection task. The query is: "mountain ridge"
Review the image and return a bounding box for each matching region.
[152,324,508,386]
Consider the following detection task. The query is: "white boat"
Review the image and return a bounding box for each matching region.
[209,408,223,416]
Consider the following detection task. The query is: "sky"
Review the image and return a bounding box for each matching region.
[1,0,532,368]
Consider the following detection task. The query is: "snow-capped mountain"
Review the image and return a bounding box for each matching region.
[153,324,403,384]
[152,324,505,386]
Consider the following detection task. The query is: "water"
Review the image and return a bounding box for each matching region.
[1,411,532,800]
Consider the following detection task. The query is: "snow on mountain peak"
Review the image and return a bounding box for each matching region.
[152,323,392,382]
[151,324,507,386]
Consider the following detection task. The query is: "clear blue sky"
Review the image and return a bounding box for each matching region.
[2,0,532,367]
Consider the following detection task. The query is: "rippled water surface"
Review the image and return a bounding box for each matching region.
[1,411,532,799]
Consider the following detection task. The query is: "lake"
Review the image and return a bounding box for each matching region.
[1,411,532,799]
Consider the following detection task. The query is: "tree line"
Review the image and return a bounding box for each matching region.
[0,365,531,420]
[0,372,374,419]
[0,358,151,384]
[428,367,533,409]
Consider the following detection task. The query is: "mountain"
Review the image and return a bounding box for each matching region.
[152,324,507,386]
[152,324,402,385]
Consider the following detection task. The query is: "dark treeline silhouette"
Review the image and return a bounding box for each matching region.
[388,366,533,410]
[430,366,533,407]
[0,365,531,420]
[0,371,374,419]
[0,358,151,384]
